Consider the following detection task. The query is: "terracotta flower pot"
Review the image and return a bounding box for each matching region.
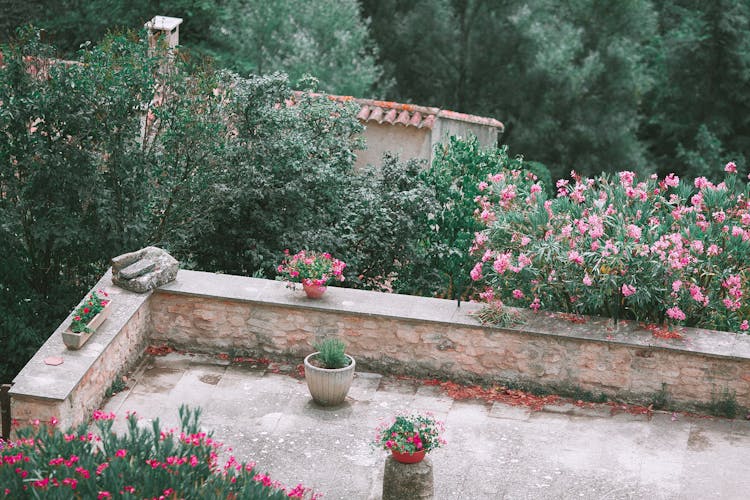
[303,353,355,406]
[62,300,112,350]
[391,449,426,464]
[302,283,327,299]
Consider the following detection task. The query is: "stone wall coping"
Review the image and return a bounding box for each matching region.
[158,270,750,362]
[10,269,151,401]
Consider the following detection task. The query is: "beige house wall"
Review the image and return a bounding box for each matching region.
[354,123,432,170]
[354,118,500,171]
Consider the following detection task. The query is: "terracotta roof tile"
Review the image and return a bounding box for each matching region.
[383,108,398,124]
[420,114,436,129]
[356,106,371,121]
[369,106,384,123]
[395,110,411,126]
[291,91,504,132]
[409,111,423,127]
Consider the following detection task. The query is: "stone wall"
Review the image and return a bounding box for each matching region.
[11,269,750,430]
[10,271,152,429]
[151,271,750,410]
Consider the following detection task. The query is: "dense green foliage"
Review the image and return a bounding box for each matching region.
[418,136,542,301]
[5,1,749,179]
[0,406,315,498]
[362,0,750,181]
[0,30,431,382]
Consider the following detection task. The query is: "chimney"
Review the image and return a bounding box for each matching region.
[145,16,183,51]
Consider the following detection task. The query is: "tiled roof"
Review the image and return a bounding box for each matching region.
[292,92,504,132]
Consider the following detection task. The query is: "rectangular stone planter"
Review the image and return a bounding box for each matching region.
[62,300,112,350]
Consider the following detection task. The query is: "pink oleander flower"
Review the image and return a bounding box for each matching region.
[618,171,635,188]
[725,161,737,173]
[512,289,524,299]
[568,250,584,265]
[695,176,710,189]
[741,320,749,331]
[621,284,636,297]
[470,262,483,281]
[664,173,679,187]
[530,297,541,311]
[666,306,686,321]
[583,274,593,286]
[626,224,642,240]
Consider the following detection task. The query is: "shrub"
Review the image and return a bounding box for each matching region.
[0,406,318,499]
[471,163,750,332]
[419,136,538,301]
[333,153,437,293]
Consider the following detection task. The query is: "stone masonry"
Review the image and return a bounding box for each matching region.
[11,269,750,430]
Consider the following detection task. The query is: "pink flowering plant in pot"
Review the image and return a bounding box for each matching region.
[374,413,446,458]
[69,290,110,333]
[470,162,750,333]
[276,250,346,288]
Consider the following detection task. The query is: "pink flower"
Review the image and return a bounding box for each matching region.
[626,224,642,240]
[115,449,127,458]
[583,274,593,286]
[664,173,679,187]
[529,297,541,311]
[512,289,524,299]
[470,262,483,281]
[493,253,511,274]
[725,161,737,173]
[707,244,721,256]
[741,321,749,331]
[621,284,636,297]
[618,171,635,188]
[568,250,584,265]
[477,181,489,191]
[666,306,686,321]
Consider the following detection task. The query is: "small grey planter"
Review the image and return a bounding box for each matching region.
[62,300,112,350]
[303,353,355,406]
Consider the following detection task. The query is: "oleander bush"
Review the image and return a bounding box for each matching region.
[471,163,749,332]
[0,406,318,499]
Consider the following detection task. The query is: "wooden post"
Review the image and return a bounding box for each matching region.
[1,384,11,440]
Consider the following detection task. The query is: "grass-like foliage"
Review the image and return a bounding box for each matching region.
[0,406,318,499]
[312,338,349,369]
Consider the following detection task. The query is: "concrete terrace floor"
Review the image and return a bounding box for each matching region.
[103,352,750,500]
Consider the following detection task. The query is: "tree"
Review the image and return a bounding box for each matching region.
[213,0,382,96]
[642,0,750,178]
[362,0,657,179]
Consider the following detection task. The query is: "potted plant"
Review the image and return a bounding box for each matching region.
[62,290,112,349]
[303,338,355,406]
[276,250,346,299]
[375,413,446,464]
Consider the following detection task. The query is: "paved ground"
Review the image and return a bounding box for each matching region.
[103,353,750,499]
